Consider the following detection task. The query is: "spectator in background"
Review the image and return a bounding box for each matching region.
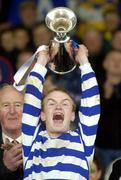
[102,5,121,43]
[18,1,37,30]
[81,27,106,82]
[96,50,121,178]
[0,57,14,85]
[77,0,119,28]
[89,151,102,180]
[37,0,53,21]
[0,84,23,180]
[0,28,17,72]
[13,26,31,53]
[4,0,78,27]
[15,49,33,71]
[104,157,121,180]
[0,28,14,53]
[0,0,38,49]
[13,1,38,45]
[32,21,53,51]
[77,0,113,32]
[75,0,119,48]
[111,30,121,51]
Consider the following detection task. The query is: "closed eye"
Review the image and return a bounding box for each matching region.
[63,102,70,106]
[62,99,72,107]
[3,103,9,107]
[47,100,56,106]
[14,103,23,107]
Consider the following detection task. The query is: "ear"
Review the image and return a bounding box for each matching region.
[40,112,46,122]
[71,112,75,122]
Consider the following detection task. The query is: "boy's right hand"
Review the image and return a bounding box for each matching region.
[36,43,59,66]
[37,46,50,66]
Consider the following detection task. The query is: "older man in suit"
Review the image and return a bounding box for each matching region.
[0,84,23,180]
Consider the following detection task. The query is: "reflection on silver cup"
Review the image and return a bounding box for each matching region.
[45,7,77,74]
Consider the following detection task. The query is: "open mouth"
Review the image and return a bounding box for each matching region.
[53,113,64,124]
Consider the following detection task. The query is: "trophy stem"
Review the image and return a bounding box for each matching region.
[54,33,70,43]
[48,42,76,74]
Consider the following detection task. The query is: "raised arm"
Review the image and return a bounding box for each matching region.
[74,44,100,165]
[22,46,51,165]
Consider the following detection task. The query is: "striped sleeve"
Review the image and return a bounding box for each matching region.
[78,63,100,165]
[22,63,47,165]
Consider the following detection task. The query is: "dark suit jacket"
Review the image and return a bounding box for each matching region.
[109,158,121,180]
[0,127,23,180]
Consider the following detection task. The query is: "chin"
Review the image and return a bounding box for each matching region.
[54,128,67,134]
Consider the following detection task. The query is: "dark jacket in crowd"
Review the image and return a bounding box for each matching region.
[96,83,121,149]
[0,127,23,180]
[109,158,121,180]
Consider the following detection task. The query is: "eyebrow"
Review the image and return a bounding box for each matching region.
[46,98,72,103]
[1,101,23,105]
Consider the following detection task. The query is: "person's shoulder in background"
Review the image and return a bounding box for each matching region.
[104,157,121,180]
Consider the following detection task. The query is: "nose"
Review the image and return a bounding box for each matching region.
[9,105,16,114]
[55,103,62,109]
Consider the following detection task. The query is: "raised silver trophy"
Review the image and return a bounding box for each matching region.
[45,7,77,74]
[13,7,77,90]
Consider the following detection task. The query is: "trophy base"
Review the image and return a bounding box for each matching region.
[48,63,76,74]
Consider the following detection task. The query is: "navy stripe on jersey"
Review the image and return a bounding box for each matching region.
[29,71,44,84]
[27,147,86,160]
[26,84,43,99]
[81,124,98,136]
[82,72,95,81]
[81,86,99,98]
[24,163,89,178]
[80,104,100,116]
[23,103,41,117]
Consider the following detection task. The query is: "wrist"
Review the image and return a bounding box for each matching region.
[37,56,48,66]
[78,56,89,65]
[36,45,50,66]
[3,161,17,172]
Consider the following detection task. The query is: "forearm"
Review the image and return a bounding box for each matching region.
[22,63,46,131]
[78,63,100,163]
[22,63,47,164]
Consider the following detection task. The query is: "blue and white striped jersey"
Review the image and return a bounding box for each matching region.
[22,63,100,180]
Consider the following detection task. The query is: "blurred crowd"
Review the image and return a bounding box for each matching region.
[0,0,121,179]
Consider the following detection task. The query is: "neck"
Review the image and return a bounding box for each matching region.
[3,129,21,139]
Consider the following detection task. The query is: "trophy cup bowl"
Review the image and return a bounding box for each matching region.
[45,7,77,74]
